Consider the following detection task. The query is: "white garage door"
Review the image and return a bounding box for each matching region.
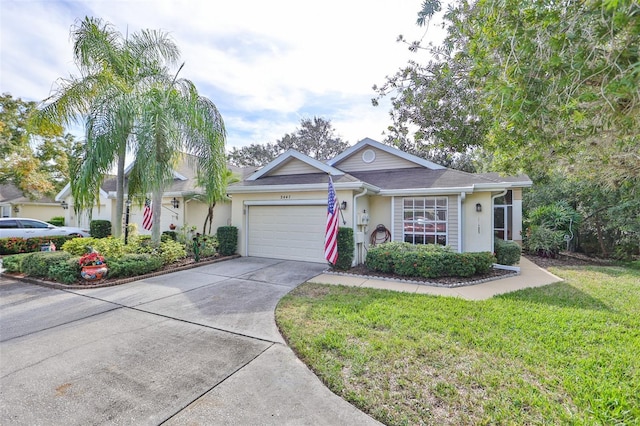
[248,205,326,263]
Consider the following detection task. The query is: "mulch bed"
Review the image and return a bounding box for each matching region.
[524,251,614,269]
[2,254,239,289]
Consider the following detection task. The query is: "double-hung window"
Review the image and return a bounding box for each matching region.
[403,197,448,245]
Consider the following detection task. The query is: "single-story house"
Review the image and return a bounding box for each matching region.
[55,154,251,234]
[0,184,66,221]
[227,138,532,264]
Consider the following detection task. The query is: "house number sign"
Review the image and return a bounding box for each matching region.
[280,195,291,199]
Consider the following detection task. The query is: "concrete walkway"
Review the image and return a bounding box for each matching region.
[307,257,563,300]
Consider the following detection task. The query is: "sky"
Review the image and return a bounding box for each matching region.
[0,0,441,151]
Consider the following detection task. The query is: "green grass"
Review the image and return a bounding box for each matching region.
[276,265,640,425]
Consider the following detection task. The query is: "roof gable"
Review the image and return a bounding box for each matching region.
[328,138,445,171]
[247,150,344,181]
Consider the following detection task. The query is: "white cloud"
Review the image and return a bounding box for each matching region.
[1,0,440,148]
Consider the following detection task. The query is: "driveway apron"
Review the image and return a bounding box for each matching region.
[0,257,381,425]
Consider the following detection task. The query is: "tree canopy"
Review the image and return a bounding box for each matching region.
[227,117,349,167]
[0,93,77,198]
[32,17,227,244]
[375,0,640,186]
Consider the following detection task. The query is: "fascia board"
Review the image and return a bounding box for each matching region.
[57,184,109,201]
[379,187,475,196]
[227,182,380,194]
[473,181,533,189]
[247,150,345,181]
[55,183,71,201]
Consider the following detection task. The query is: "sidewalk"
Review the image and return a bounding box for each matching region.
[307,257,563,300]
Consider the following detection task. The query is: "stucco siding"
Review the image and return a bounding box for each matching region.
[270,159,320,176]
[334,147,418,172]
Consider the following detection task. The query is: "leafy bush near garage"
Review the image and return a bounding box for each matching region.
[162,231,177,241]
[106,254,163,279]
[90,220,111,238]
[217,226,238,256]
[333,227,354,270]
[127,236,187,264]
[366,242,495,278]
[494,240,521,265]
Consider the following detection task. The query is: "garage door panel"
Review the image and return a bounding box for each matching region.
[248,205,326,263]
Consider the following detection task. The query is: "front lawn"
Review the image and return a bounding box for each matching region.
[276,265,640,425]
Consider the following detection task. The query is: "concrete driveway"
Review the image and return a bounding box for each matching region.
[0,257,381,425]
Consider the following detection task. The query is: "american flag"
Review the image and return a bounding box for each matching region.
[324,176,339,265]
[142,199,152,231]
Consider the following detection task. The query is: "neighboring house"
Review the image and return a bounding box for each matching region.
[0,184,66,221]
[227,138,532,264]
[56,154,253,234]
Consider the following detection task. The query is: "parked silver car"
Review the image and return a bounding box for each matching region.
[0,218,90,239]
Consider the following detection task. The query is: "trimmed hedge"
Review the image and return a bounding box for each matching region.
[106,254,163,279]
[366,242,496,279]
[48,216,65,226]
[90,220,111,238]
[217,226,238,256]
[334,227,354,270]
[494,240,521,266]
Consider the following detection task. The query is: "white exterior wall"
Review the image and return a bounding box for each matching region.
[463,192,493,252]
[512,188,523,244]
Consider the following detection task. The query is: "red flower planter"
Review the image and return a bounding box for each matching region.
[80,264,108,281]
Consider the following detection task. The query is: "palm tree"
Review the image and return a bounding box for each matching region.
[126,67,226,245]
[31,17,180,237]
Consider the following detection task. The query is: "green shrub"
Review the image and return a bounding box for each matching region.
[61,236,126,258]
[159,239,187,264]
[466,252,497,274]
[48,216,65,226]
[333,227,354,270]
[48,258,81,284]
[1,253,27,273]
[217,226,238,256]
[107,254,163,279]
[494,240,521,265]
[190,234,218,259]
[524,225,564,257]
[90,220,111,238]
[365,242,416,273]
[162,231,177,241]
[22,251,73,278]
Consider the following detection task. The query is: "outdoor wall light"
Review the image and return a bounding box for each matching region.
[171,197,180,209]
[13,206,19,213]
[476,203,482,212]
[61,201,69,209]
[340,201,347,210]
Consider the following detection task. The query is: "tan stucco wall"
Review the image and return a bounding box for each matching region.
[13,204,65,222]
[185,201,231,234]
